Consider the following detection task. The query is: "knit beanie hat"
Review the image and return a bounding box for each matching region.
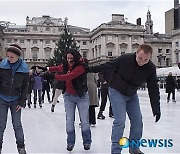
[6,44,21,56]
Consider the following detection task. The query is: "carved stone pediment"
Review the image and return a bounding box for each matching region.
[42,18,55,26]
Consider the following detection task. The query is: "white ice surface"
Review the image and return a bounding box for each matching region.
[1,89,180,154]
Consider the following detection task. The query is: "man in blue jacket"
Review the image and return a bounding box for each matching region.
[87,44,161,154]
[0,44,29,154]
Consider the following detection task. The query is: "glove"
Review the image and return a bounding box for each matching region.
[153,113,161,122]
[17,100,26,107]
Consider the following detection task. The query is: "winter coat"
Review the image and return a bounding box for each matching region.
[87,73,99,107]
[177,79,180,90]
[28,75,35,94]
[42,72,52,92]
[62,62,88,97]
[0,58,29,105]
[32,71,43,90]
[166,76,176,93]
[88,53,160,115]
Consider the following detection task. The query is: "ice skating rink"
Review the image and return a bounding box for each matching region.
[2,89,180,154]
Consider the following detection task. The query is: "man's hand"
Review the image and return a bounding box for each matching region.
[154,113,161,122]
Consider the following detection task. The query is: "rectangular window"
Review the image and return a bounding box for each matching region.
[45,40,50,45]
[158,49,162,54]
[82,51,87,58]
[33,39,38,44]
[19,39,24,44]
[107,36,113,41]
[166,49,170,54]
[33,26,37,31]
[121,36,126,40]
[7,39,12,44]
[108,51,112,56]
[46,27,50,31]
[175,42,179,47]
[83,41,87,45]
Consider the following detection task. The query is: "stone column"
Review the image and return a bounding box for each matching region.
[115,34,119,56]
[101,34,106,56]
[128,35,132,52]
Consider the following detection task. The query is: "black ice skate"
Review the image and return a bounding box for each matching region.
[129,149,144,154]
[51,104,55,112]
[97,111,105,119]
[17,147,27,154]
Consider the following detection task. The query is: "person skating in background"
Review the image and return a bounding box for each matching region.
[0,44,29,154]
[87,72,99,126]
[84,58,99,127]
[51,79,64,112]
[26,69,34,108]
[48,48,92,152]
[165,72,176,103]
[87,44,161,154]
[32,67,43,108]
[97,71,114,119]
[176,77,180,91]
[41,71,51,104]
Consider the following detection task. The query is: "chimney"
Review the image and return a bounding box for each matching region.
[136,18,141,25]
[112,14,124,21]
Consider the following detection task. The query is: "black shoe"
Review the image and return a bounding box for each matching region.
[51,105,55,112]
[84,144,91,150]
[17,147,27,154]
[67,144,74,151]
[129,149,144,154]
[109,114,114,118]
[172,99,176,103]
[34,104,36,108]
[39,104,42,108]
[28,104,31,108]
[97,112,105,119]
[0,148,1,154]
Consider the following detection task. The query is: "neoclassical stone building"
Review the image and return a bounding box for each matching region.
[0,7,178,68]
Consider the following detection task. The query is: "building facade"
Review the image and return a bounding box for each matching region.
[165,0,180,66]
[0,3,179,68]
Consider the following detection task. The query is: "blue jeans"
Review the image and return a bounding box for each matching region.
[109,87,143,154]
[63,92,92,146]
[0,98,25,148]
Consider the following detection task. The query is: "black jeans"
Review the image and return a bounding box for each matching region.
[42,89,50,102]
[89,105,96,125]
[167,91,175,100]
[99,87,112,112]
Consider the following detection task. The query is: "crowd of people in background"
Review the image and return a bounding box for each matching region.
[1,43,180,154]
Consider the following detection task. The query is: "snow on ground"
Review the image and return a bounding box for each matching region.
[1,89,180,154]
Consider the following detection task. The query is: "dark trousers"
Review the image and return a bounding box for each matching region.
[167,91,175,100]
[42,89,50,102]
[99,87,112,113]
[89,105,96,125]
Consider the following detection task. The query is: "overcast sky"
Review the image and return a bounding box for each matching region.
[0,0,174,34]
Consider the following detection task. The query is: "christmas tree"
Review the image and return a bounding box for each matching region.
[47,25,79,66]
